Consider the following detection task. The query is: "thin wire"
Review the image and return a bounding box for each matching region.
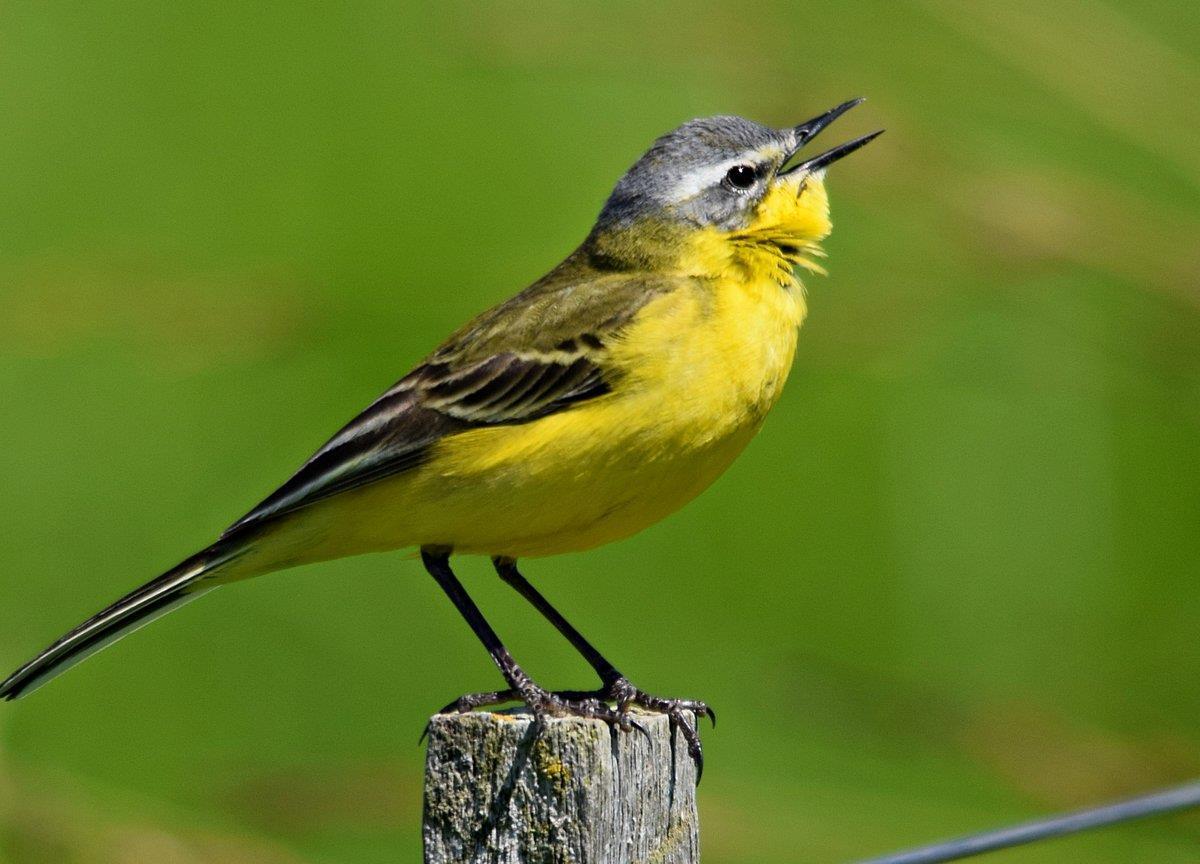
[850,780,1200,864]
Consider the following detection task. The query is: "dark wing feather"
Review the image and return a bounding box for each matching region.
[223,352,609,536]
[425,354,607,423]
[221,387,470,537]
[222,266,687,538]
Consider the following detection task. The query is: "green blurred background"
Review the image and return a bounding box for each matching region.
[2,1,1198,861]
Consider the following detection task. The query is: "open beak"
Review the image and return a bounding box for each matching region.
[780,98,883,176]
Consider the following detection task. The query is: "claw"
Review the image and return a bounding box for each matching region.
[691,738,705,784]
[600,677,712,781]
[672,709,705,784]
[629,717,651,742]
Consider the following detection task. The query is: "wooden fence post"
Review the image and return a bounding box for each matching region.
[423,711,699,863]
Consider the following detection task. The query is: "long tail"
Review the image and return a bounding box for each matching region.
[0,541,242,700]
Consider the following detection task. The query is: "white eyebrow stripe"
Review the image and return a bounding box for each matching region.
[667,146,782,200]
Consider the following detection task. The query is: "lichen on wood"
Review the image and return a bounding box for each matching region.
[423,711,698,864]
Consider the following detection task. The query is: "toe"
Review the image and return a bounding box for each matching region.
[435,689,518,715]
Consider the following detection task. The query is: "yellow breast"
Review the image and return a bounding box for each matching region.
[400,268,803,557]
[611,264,805,444]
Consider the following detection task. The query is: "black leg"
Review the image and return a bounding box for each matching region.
[493,556,622,684]
[491,556,714,776]
[421,548,539,701]
[420,548,622,725]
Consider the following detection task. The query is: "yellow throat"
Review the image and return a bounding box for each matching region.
[691,172,832,291]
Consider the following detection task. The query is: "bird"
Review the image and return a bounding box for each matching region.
[0,100,880,774]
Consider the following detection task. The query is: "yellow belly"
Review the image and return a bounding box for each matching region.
[249,274,804,566]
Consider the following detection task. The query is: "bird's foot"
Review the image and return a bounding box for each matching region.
[430,677,713,779]
[597,676,714,777]
[430,686,626,733]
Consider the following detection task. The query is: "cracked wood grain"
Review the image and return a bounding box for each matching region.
[423,711,698,864]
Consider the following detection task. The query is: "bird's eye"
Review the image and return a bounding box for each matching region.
[724,164,757,190]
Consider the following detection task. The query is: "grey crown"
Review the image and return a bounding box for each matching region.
[597,116,795,231]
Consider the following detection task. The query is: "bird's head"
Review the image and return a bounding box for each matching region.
[589,100,881,278]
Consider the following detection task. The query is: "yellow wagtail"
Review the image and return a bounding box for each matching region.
[1,100,880,771]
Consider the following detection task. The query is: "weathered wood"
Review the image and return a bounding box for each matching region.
[423,711,698,864]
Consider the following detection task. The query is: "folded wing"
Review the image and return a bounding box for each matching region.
[223,268,687,537]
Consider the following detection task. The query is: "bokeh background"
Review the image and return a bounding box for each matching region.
[2,2,1198,861]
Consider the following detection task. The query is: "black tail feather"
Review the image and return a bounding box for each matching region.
[0,543,234,700]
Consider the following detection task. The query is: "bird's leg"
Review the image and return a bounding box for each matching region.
[491,556,714,772]
[493,557,621,683]
[420,548,619,725]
